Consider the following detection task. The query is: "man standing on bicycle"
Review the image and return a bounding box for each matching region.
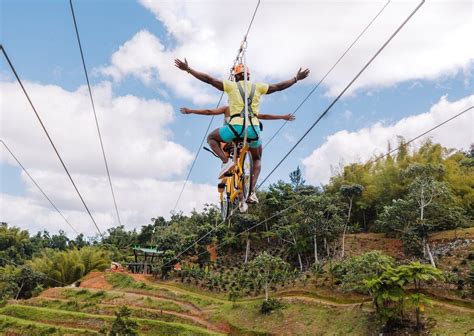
[175,58,310,209]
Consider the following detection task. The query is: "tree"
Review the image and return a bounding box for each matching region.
[78,247,110,274]
[102,226,138,250]
[365,262,443,331]
[339,184,364,257]
[245,252,291,301]
[289,166,306,190]
[29,247,110,286]
[303,194,345,263]
[403,164,448,267]
[110,306,138,336]
[137,224,155,246]
[233,214,259,263]
[274,214,306,271]
[397,262,443,330]
[50,230,69,250]
[159,250,176,279]
[0,265,20,301]
[0,223,34,266]
[72,233,88,249]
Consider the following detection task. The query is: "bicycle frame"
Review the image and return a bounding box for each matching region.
[219,142,250,204]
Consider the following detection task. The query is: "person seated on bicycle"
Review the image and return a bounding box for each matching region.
[181,106,295,202]
[175,58,309,206]
[180,105,295,190]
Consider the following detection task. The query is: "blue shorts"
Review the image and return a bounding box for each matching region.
[219,124,261,148]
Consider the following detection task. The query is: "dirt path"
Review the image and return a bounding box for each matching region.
[139,278,228,304]
[276,291,474,314]
[39,287,202,317]
[40,285,231,334]
[58,272,473,334]
[130,275,474,314]
[13,298,228,334]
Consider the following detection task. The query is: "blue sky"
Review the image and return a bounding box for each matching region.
[1,0,473,236]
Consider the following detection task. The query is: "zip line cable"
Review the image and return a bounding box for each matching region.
[188,105,473,263]
[167,0,428,266]
[0,45,104,239]
[263,0,391,150]
[0,140,79,236]
[69,0,122,227]
[257,0,425,189]
[180,198,309,264]
[367,105,473,165]
[172,93,226,213]
[169,44,257,263]
[0,257,64,286]
[168,0,402,266]
[172,0,262,212]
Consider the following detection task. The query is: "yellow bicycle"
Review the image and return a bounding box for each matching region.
[218,141,253,220]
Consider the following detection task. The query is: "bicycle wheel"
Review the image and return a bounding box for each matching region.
[220,189,231,220]
[241,151,253,201]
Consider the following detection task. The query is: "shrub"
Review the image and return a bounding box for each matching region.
[110,306,138,336]
[468,264,474,294]
[401,228,424,257]
[332,251,394,292]
[228,288,241,304]
[365,262,443,332]
[310,262,325,278]
[260,298,284,314]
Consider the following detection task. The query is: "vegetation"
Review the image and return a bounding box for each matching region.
[331,251,394,292]
[365,262,443,331]
[110,306,138,336]
[0,140,472,334]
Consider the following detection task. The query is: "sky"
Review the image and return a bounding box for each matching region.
[0,0,473,238]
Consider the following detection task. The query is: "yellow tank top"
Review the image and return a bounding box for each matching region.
[223,80,269,126]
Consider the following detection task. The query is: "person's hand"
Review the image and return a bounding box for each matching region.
[283,114,296,121]
[174,58,190,72]
[296,67,310,81]
[180,107,191,114]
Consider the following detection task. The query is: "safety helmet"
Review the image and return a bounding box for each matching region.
[233,64,250,76]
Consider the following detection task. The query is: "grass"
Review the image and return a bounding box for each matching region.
[59,287,187,312]
[431,227,474,240]
[0,304,221,335]
[0,315,96,335]
[23,298,198,326]
[426,305,474,335]
[105,273,218,308]
[212,298,474,336]
[106,273,154,290]
[142,296,186,312]
[3,273,473,336]
[62,288,122,302]
[213,300,374,336]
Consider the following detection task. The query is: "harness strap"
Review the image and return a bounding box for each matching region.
[236,82,256,119]
[228,82,260,143]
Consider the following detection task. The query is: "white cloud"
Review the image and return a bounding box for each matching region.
[302,94,474,184]
[0,80,216,236]
[99,0,473,102]
[0,80,191,179]
[99,30,218,105]
[0,175,215,237]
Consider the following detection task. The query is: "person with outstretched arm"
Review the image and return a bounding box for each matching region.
[175,58,309,211]
[180,106,295,204]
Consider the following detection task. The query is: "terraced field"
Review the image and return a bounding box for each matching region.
[1,271,473,335]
